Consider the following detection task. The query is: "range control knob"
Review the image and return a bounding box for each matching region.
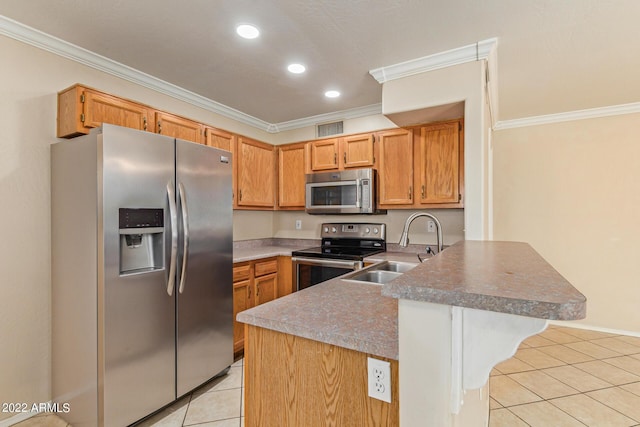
[365,227,371,234]
[331,227,337,233]
[323,226,329,233]
[373,227,379,234]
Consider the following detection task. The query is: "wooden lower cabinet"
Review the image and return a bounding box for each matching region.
[233,256,293,355]
[244,325,399,426]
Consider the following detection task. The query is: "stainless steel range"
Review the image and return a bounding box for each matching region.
[292,223,386,291]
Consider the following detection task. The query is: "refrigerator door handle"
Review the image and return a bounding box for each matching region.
[178,182,189,294]
[167,182,178,296]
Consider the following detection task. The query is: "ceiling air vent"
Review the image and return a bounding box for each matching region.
[316,121,344,138]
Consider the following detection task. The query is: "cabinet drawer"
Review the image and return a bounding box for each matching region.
[254,258,277,277]
[233,263,251,282]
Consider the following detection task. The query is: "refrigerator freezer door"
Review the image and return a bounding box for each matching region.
[100,125,176,426]
[176,140,233,396]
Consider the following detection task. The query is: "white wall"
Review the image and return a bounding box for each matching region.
[493,114,640,332]
[380,61,489,240]
[273,210,465,246]
[0,35,271,421]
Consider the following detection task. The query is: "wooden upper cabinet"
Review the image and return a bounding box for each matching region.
[155,111,203,144]
[277,143,307,209]
[416,120,462,205]
[309,138,340,171]
[341,133,375,168]
[205,127,235,152]
[57,85,152,138]
[377,129,414,206]
[236,137,276,209]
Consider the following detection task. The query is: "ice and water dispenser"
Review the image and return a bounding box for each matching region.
[119,208,164,274]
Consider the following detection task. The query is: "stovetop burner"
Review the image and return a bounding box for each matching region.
[292,222,387,261]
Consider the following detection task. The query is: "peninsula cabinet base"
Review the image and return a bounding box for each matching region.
[244,325,399,427]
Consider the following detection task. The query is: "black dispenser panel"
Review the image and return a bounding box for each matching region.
[119,208,164,229]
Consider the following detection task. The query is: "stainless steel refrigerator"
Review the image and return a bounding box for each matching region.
[51,124,233,426]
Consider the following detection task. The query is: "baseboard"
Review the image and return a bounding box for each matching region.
[550,320,640,338]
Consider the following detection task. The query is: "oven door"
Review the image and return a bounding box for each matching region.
[292,257,363,291]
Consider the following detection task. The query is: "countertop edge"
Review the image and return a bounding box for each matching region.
[237,310,398,360]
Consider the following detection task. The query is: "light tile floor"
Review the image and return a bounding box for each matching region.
[490,325,640,427]
[13,325,640,426]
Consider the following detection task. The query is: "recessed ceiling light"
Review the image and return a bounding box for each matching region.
[287,63,306,74]
[236,24,259,39]
[324,90,340,98]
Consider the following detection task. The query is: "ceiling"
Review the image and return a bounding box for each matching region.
[1,0,639,129]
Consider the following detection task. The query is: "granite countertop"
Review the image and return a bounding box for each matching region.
[383,240,586,321]
[233,238,318,262]
[237,277,399,359]
[237,240,586,360]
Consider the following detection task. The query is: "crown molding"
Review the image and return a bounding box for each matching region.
[493,102,640,130]
[270,103,383,133]
[0,15,274,131]
[369,38,497,84]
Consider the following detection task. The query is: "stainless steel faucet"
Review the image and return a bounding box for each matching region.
[398,212,443,254]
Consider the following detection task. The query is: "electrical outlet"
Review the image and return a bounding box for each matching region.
[367,357,391,403]
[427,220,435,233]
[295,219,302,230]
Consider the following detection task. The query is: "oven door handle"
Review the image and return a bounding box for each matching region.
[292,257,362,269]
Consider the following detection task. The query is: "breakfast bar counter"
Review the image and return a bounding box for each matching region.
[237,240,586,427]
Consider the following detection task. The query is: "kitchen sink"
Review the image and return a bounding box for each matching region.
[342,260,419,284]
[347,270,403,284]
[373,261,417,273]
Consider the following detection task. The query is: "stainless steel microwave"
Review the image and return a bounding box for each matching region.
[305,168,386,214]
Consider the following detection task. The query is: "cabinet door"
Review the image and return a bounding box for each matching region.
[205,127,235,152]
[310,138,339,171]
[417,121,460,204]
[254,273,277,306]
[83,89,152,132]
[377,129,414,206]
[236,137,275,208]
[233,279,251,354]
[341,133,375,168]
[155,111,203,144]
[278,143,306,209]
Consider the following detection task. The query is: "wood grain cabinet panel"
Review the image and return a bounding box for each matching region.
[57,85,152,138]
[232,279,251,354]
[155,111,203,144]
[232,257,285,355]
[236,137,276,209]
[417,121,461,205]
[277,143,307,209]
[309,138,340,171]
[377,129,414,206]
[245,326,400,426]
[341,133,375,168]
[205,127,235,152]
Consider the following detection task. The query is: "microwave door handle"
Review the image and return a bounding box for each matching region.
[356,179,362,208]
[178,182,189,294]
[166,182,178,296]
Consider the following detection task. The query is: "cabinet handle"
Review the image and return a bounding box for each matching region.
[409,186,412,200]
[158,121,162,134]
[256,283,260,297]
[421,185,425,198]
[248,286,251,299]
[239,189,242,201]
[143,117,147,131]
[334,153,337,164]
[343,152,347,164]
